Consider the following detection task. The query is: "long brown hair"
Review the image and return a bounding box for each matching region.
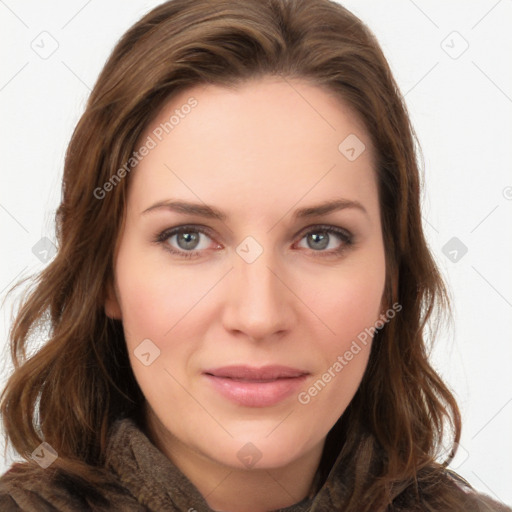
[0,0,483,509]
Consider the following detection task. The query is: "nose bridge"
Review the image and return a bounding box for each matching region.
[224,236,292,339]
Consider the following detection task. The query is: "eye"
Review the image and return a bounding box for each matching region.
[295,225,353,257]
[155,225,218,259]
[154,224,354,259]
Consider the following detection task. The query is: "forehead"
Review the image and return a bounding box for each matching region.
[127,77,378,222]
[146,76,372,157]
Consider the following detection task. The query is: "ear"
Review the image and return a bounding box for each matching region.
[104,279,122,320]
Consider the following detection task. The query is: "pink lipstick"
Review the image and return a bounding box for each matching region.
[203,365,309,407]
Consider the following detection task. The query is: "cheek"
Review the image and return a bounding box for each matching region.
[114,248,198,414]
[314,256,386,347]
[297,342,371,434]
[298,254,384,413]
[113,242,214,402]
[332,279,382,327]
[296,273,382,417]
[114,244,208,344]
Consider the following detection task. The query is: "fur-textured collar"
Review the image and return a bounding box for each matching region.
[1,416,510,511]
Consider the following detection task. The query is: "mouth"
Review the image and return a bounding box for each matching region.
[202,365,309,407]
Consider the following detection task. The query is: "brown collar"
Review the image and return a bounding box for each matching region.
[105,417,315,512]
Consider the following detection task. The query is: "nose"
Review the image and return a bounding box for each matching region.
[221,244,295,342]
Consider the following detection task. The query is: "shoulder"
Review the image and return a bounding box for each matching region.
[444,469,512,512]
[0,462,145,512]
[394,466,512,512]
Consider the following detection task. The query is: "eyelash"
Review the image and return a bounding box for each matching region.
[154,225,354,259]
[154,224,354,260]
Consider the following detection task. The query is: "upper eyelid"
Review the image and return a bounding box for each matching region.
[159,223,352,247]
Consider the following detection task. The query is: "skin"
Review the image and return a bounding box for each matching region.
[105,76,387,512]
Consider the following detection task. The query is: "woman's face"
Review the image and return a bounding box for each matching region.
[106,76,386,471]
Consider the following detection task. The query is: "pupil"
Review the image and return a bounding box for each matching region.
[178,232,199,250]
[309,232,328,250]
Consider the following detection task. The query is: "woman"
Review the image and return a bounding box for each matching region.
[0,0,510,510]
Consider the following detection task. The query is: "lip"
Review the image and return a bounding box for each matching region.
[203,365,309,407]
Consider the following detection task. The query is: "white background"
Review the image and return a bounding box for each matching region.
[1,0,511,506]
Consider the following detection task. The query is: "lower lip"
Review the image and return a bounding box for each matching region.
[204,374,308,407]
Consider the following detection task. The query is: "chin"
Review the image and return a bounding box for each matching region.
[197,427,319,471]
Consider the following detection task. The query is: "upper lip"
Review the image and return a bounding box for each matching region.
[203,365,309,380]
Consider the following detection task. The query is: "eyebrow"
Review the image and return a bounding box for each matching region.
[141,198,368,220]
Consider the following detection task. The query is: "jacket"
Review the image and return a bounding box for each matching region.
[0,416,510,511]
